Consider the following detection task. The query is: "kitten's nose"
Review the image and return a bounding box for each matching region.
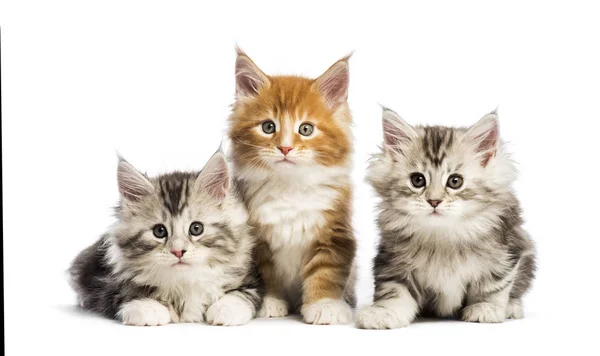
[171,250,186,258]
[277,146,294,156]
[427,200,442,208]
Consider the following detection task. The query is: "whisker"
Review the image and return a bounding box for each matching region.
[232,135,266,149]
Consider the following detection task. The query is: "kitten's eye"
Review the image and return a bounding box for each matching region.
[189,221,204,236]
[298,123,314,136]
[261,120,276,134]
[152,224,168,239]
[410,173,426,188]
[447,174,464,189]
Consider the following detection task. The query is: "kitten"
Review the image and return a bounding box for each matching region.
[356,108,536,329]
[228,49,357,325]
[69,152,263,326]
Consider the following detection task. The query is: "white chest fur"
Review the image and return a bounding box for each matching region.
[242,167,348,294]
[135,264,228,322]
[169,281,224,322]
[412,244,495,316]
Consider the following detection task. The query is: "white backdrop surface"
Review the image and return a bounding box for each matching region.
[2,1,599,355]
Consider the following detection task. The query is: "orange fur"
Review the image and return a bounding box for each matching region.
[228,50,357,323]
[230,78,352,167]
[301,187,356,305]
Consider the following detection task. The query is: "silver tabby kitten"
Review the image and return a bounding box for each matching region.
[70,152,263,326]
[356,108,536,329]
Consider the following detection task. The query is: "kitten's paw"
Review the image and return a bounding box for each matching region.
[302,298,352,325]
[257,296,289,318]
[206,294,254,326]
[119,299,171,326]
[355,305,411,329]
[462,302,505,323]
[506,299,524,319]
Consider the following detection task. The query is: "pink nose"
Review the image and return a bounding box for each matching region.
[171,250,186,258]
[427,200,442,208]
[278,146,293,155]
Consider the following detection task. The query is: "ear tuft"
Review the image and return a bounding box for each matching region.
[235,49,270,98]
[196,151,230,200]
[381,107,417,156]
[313,56,350,110]
[466,111,500,167]
[117,157,154,202]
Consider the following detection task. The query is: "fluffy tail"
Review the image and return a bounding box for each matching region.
[69,235,114,316]
[510,252,537,300]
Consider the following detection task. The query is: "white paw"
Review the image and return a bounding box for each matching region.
[462,302,506,323]
[206,294,254,326]
[355,305,412,329]
[506,299,524,319]
[119,299,171,326]
[302,298,352,325]
[257,296,289,318]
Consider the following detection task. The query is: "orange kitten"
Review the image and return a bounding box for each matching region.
[228,49,356,325]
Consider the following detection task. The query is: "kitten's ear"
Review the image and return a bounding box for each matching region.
[235,48,270,98]
[117,157,154,202]
[465,111,500,167]
[196,151,230,200]
[382,108,417,156]
[313,55,350,110]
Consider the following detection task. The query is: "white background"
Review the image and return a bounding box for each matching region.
[3,1,599,355]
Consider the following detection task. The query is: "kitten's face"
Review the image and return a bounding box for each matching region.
[229,51,352,174]
[382,127,491,226]
[369,109,516,234]
[113,153,235,282]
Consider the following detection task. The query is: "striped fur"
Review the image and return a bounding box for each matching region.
[69,153,263,326]
[356,108,536,329]
[229,49,357,325]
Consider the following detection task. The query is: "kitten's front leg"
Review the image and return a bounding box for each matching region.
[356,281,419,329]
[462,275,513,323]
[356,237,420,329]
[207,262,264,326]
[206,292,255,326]
[300,212,356,325]
[254,241,289,318]
[118,299,171,326]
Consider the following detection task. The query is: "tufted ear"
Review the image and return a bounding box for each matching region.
[235,48,270,98]
[465,110,500,167]
[117,157,154,202]
[196,151,230,200]
[313,55,350,110]
[381,107,417,157]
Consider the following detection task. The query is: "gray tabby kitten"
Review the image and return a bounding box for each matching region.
[356,108,536,329]
[69,152,263,326]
